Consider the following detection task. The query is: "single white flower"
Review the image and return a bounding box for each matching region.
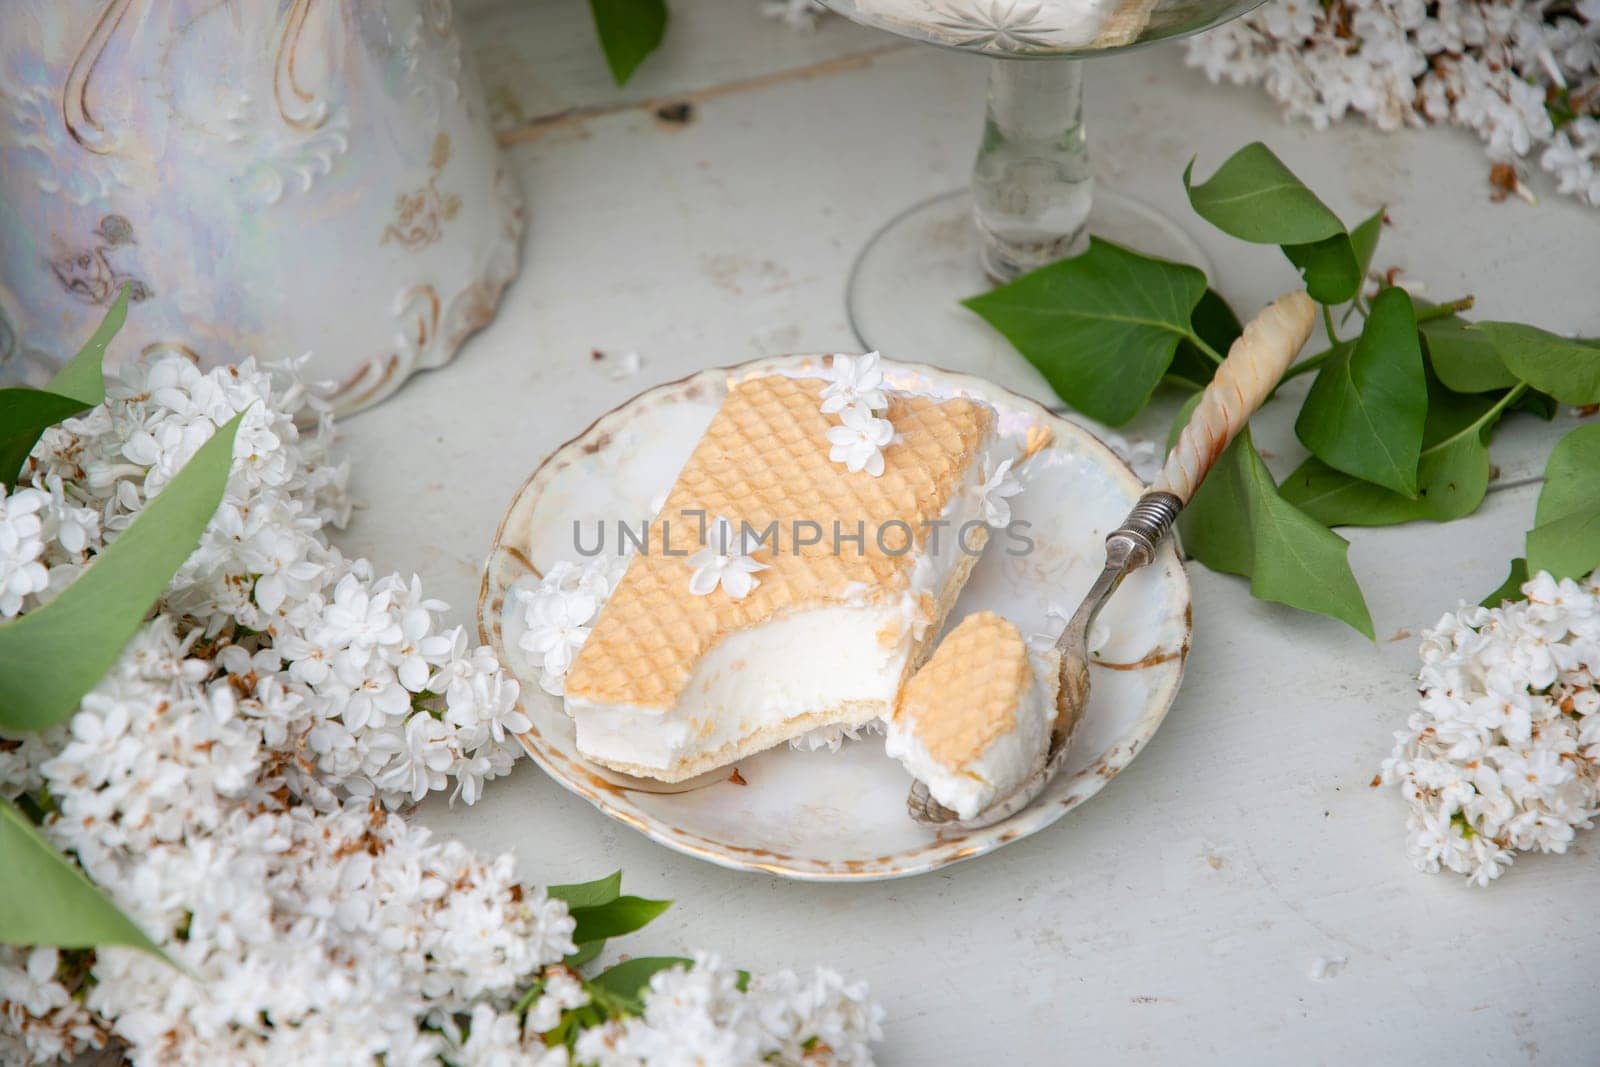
[320,573,404,669]
[40,474,99,557]
[443,663,529,745]
[518,587,598,677]
[826,403,895,477]
[0,486,50,616]
[526,967,590,1035]
[687,516,768,601]
[978,457,1023,527]
[820,351,888,414]
[374,713,456,802]
[762,0,827,31]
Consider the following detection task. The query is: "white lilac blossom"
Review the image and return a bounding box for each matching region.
[978,457,1023,527]
[2,610,571,1066]
[514,554,630,695]
[1381,569,1600,886]
[827,404,897,477]
[0,352,885,1063]
[522,589,598,676]
[762,0,828,31]
[822,353,897,478]
[0,948,106,1062]
[1091,425,1162,485]
[0,486,50,617]
[687,515,769,600]
[574,953,884,1067]
[790,718,885,753]
[4,350,527,813]
[1185,0,1600,207]
[525,968,591,1034]
[820,351,889,415]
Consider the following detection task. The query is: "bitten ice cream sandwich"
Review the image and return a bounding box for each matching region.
[562,366,1000,782]
[885,611,1061,820]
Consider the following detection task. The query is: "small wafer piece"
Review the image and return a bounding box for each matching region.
[886,611,1061,820]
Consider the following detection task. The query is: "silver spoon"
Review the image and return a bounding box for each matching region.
[908,290,1318,830]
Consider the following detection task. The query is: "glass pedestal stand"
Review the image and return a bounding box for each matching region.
[844,57,1209,384]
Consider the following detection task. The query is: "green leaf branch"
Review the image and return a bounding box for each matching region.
[2,296,243,966]
[0,285,126,485]
[0,799,170,963]
[0,411,243,733]
[1520,423,1600,585]
[963,239,1209,426]
[966,140,1596,634]
[510,872,756,1055]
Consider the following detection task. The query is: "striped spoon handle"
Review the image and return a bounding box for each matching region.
[1152,290,1317,504]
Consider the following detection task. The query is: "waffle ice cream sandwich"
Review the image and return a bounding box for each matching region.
[885,611,1061,820]
[562,370,1000,782]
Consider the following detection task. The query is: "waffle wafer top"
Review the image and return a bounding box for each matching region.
[563,373,994,711]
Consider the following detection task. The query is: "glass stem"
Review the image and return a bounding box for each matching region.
[972,57,1093,284]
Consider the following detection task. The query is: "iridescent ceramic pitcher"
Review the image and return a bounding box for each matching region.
[0,0,522,412]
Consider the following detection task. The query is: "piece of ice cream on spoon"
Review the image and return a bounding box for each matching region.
[885,611,1061,821]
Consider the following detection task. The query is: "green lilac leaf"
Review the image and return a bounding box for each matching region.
[0,414,242,732]
[587,0,667,86]
[1534,423,1600,527]
[551,870,624,963]
[1348,207,1385,284]
[0,799,170,962]
[1167,288,1242,390]
[591,956,691,1006]
[1173,404,1251,578]
[569,896,671,944]
[1421,313,1517,394]
[549,871,622,909]
[1294,287,1427,497]
[1178,427,1374,636]
[0,392,95,487]
[1526,511,1600,582]
[1279,457,1415,526]
[1525,423,1600,580]
[565,940,606,968]
[1509,389,1558,420]
[962,238,1207,425]
[1183,143,1358,303]
[1183,144,1346,244]
[1482,558,1529,607]
[49,286,125,405]
[0,289,127,484]
[1281,383,1500,526]
[1280,435,1485,526]
[1282,233,1362,305]
[1477,322,1600,403]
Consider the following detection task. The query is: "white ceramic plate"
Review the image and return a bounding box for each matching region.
[478,356,1191,881]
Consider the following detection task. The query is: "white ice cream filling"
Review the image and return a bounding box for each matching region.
[568,604,905,771]
[885,648,1060,821]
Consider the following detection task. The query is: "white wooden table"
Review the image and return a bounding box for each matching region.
[340,3,1600,1062]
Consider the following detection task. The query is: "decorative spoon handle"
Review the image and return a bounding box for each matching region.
[1152,289,1317,504]
[911,291,1319,829]
[1059,290,1317,666]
